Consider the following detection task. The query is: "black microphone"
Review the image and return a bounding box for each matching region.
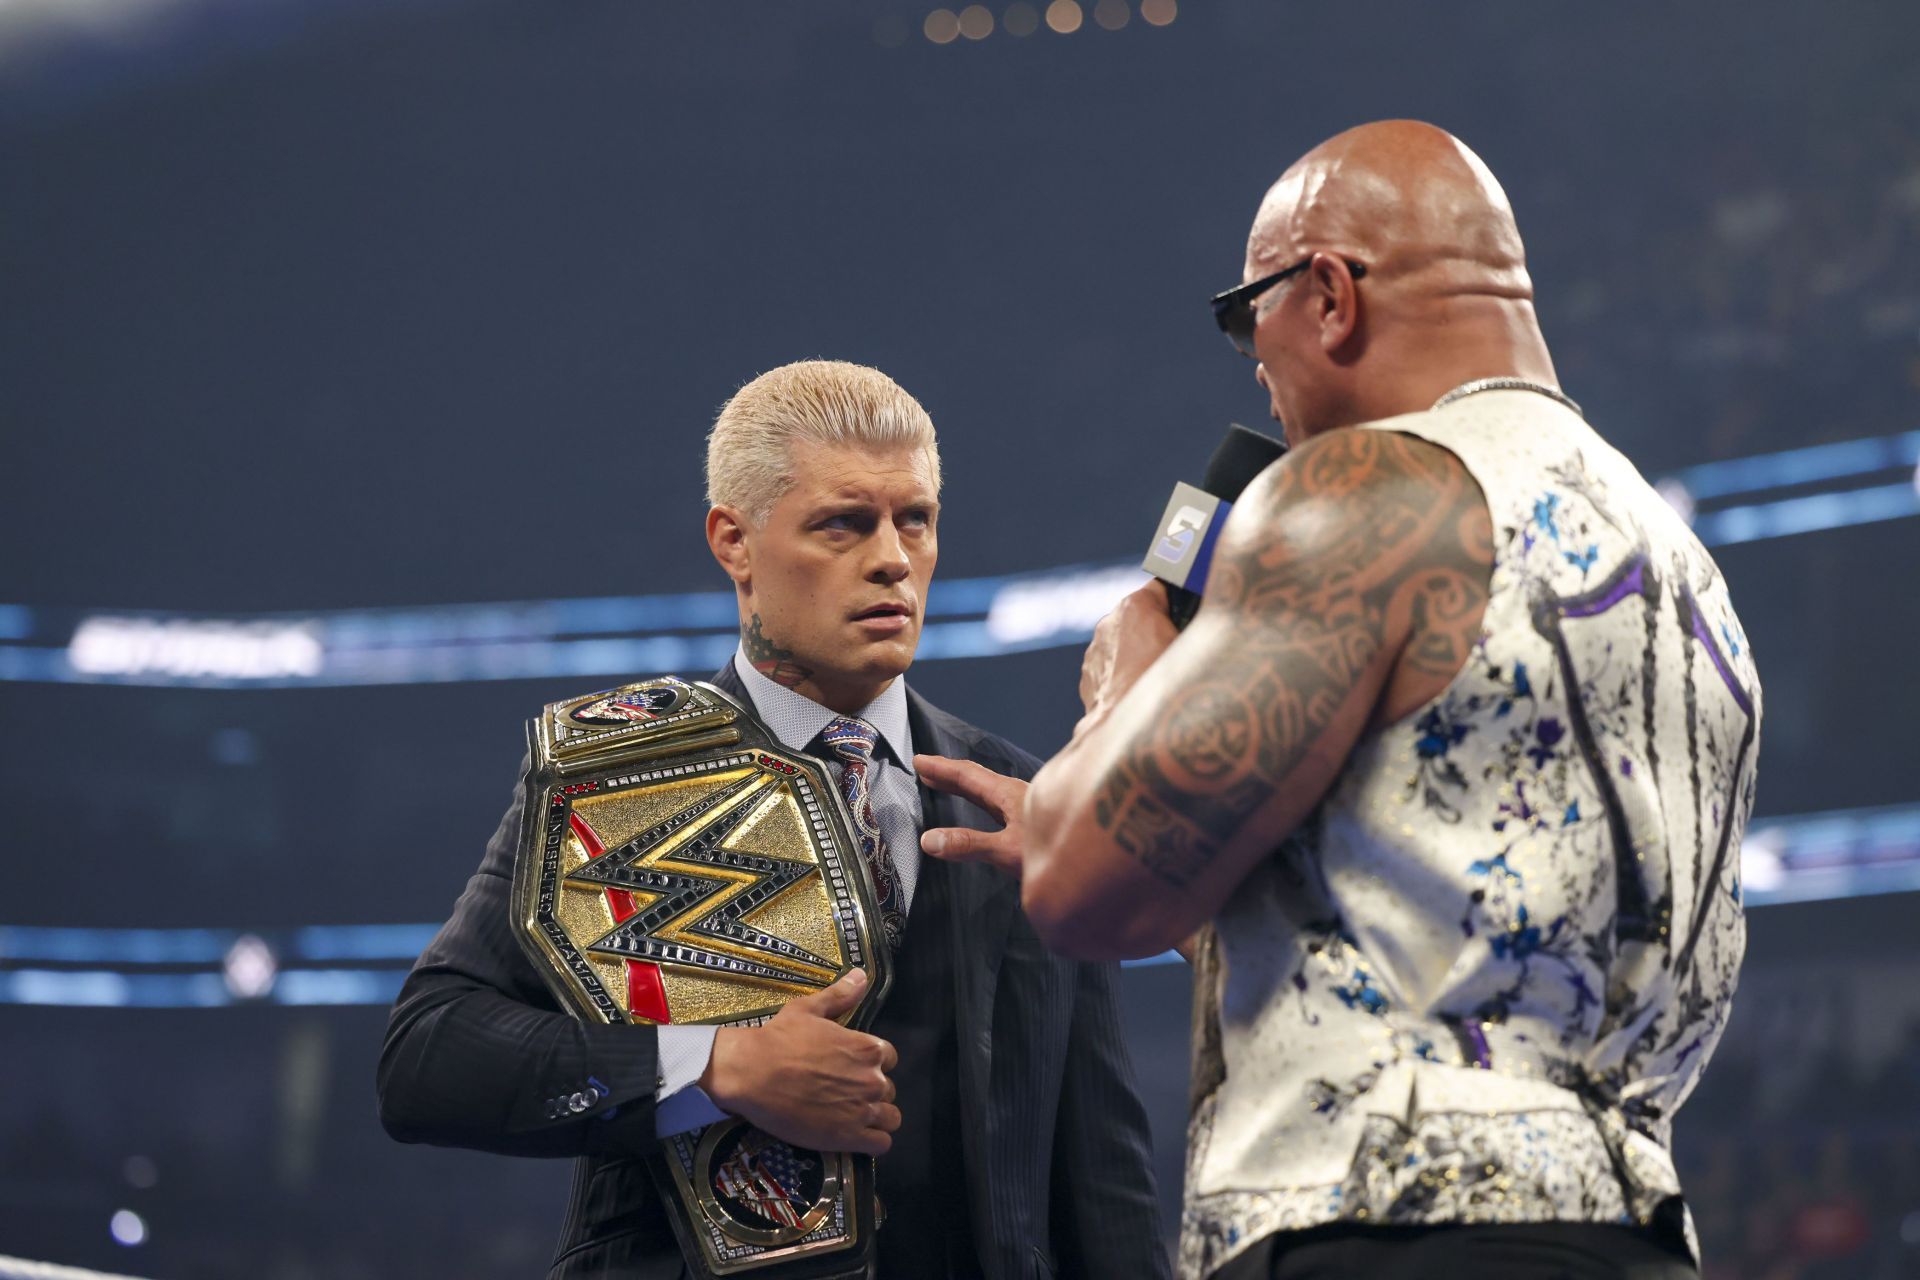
[1140,424,1288,629]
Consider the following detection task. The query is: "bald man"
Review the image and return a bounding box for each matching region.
[919,122,1759,1278]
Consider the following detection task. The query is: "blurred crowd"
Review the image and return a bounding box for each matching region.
[1532,114,1920,468]
[1681,1020,1920,1279]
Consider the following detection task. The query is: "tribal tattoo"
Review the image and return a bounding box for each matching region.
[742,613,815,688]
[1092,429,1493,888]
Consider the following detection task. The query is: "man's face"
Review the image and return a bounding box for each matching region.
[1242,176,1323,446]
[1244,249,1320,450]
[735,440,939,705]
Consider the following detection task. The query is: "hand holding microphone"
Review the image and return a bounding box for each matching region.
[1142,422,1288,629]
[921,422,1289,883]
[1078,423,1290,721]
[1077,581,1180,723]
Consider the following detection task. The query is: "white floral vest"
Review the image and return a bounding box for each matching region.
[1181,389,1761,1278]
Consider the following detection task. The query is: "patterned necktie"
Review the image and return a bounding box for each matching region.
[819,716,907,951]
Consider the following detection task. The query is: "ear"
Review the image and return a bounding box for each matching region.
[706,505,753,589]
[1309,254,1362,356]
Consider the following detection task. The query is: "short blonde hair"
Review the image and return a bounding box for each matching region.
[705,360,941,526]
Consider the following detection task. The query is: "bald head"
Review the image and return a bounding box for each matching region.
[1239,120,1557,440]
[1250,120,1532,299]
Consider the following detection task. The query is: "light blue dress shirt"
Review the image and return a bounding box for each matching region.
[651,647,923,1136]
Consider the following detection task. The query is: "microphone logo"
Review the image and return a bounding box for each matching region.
[1141,482,1226,592]
[1150,505,1211,566]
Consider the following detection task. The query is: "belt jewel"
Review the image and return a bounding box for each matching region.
[512,676,889,1278]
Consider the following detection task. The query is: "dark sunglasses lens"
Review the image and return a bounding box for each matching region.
[1212,283,1263,357]
[1225,303,1257,357]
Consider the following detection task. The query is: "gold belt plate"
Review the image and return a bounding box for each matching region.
[511,675,885,1278]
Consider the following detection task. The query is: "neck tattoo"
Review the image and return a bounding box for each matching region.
[742,614,814,689]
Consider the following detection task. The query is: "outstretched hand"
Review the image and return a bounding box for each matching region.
[914,754,1028,880]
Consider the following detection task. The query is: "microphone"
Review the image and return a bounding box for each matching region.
[1141,424,1288,629]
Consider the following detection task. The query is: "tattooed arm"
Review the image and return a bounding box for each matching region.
[1020,427,1492,959]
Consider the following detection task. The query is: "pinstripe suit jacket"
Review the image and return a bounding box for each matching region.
[378,664,1169,1280]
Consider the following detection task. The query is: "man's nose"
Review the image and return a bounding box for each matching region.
[867,524,911,582]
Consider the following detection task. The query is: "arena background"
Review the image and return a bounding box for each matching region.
[3,1,1917,1277]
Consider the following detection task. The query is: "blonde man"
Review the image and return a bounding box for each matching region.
[379,361,1169,1280]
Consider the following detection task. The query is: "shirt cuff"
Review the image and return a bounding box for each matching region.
[654,1025,728,1137]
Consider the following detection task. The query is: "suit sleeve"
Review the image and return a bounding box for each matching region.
[1048,957,1173,1279]
[375,756,664,1158]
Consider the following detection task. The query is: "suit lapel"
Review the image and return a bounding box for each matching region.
[705,662,746,700]
[906,689,1020,1265]
[905,688,1019,1053]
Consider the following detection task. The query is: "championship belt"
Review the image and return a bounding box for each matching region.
[511,676,891,1280]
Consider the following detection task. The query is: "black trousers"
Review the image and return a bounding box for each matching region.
[1211,1220,1698,1280]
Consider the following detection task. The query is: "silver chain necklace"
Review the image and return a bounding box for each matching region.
[1432,377,1583,419]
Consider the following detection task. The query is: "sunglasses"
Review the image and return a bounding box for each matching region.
[1209,256,1367,358]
